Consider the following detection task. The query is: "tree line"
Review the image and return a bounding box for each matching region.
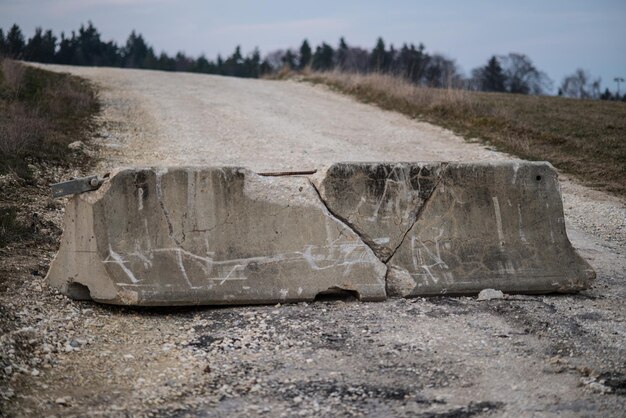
[1,22,623,100]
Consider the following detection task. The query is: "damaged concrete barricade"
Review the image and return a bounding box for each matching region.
[46,167,387,305]
[313,161,594,297]
[47,161,595,305]
[386,161,595,296]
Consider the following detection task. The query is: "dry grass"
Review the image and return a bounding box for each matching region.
[0,59,99,177]
[0,59,99,247]
[305,71,626,198]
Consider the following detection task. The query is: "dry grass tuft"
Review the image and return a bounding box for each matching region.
[0,60,26,96]
[305,71,626,198]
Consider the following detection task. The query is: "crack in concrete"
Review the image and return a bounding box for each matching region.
[307,177,381,259]
[307,177,388,292]
[383,163,448,265]
[155,169,183,247]
[307,164,447,267]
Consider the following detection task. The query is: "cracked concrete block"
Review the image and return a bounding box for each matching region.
[311,163,445,261]
[386,161,595,296]
[47,161,594,305]
[46,167,387,305]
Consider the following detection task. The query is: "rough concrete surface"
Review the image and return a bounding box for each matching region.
[311,162,444,261]
[47,166,387,305]
[385,161,594,297]
[48,161,592,305]
[2,65,625,417]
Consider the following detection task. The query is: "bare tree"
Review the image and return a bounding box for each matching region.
[561,69,601,99]
[499,53,552,94]
[423,54,462,88]
[263,50,287,71]
[340,47,369,72]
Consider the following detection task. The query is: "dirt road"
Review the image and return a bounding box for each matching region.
[2,65,625,417]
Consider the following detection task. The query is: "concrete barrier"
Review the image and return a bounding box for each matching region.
[46,162,595,305]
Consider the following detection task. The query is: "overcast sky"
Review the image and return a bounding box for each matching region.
[1,0,625,92]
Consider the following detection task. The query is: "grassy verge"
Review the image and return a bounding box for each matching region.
[303,72,626,198]
[0,59,99,247]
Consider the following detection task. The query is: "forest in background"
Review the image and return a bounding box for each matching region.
[0,22,624,101]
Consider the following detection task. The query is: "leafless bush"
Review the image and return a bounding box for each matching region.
[41,77,97,115]
[0,102,47,155]
[1,59,26,96]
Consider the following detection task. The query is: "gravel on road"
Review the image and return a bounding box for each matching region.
[1,65,625,417]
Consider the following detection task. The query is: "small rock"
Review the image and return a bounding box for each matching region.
[477,289,505,301]
[31,369,40,377]
[68,141,84,150]
[55,396,71,405]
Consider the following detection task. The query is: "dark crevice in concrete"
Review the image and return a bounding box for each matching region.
[66,282,93,301]
[314,287,360,302]
[308,178,384,263]
[155,170,183,247]
[384,163,448,265]
[258,170,317,176]
[307,163,448,265]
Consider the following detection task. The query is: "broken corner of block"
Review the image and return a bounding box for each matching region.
[46,161,595,306]
[46,166,387,306]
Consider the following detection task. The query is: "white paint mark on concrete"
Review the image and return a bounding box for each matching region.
[176,249,193,288]
[104,245,139,283]
[492,196,505,247]
[511,162,519,184]
[143,218,151,252]
[137,187,144,211]
[420,264,439,284]
[220,265,243,285]
[131,246,152,269]
[410,236,419,270]
[517,204,527,243]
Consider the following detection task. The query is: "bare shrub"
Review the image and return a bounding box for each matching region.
[0,59,26,96]
[0,102,47,155]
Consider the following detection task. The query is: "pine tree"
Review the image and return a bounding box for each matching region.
[600,88,613,101]
[56,32,77,64]
[123,30,153,68]
[25,28,57,63]
[480,56,506,92]
[246,48,261,78]
[336,37,348,70]
[311,43,334,71]
[281,49,296,70]
[0,29,6,56]
[370,37,389,72]
[397,43,428,83]
[6,24,25,58]
[299,40,311,70]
